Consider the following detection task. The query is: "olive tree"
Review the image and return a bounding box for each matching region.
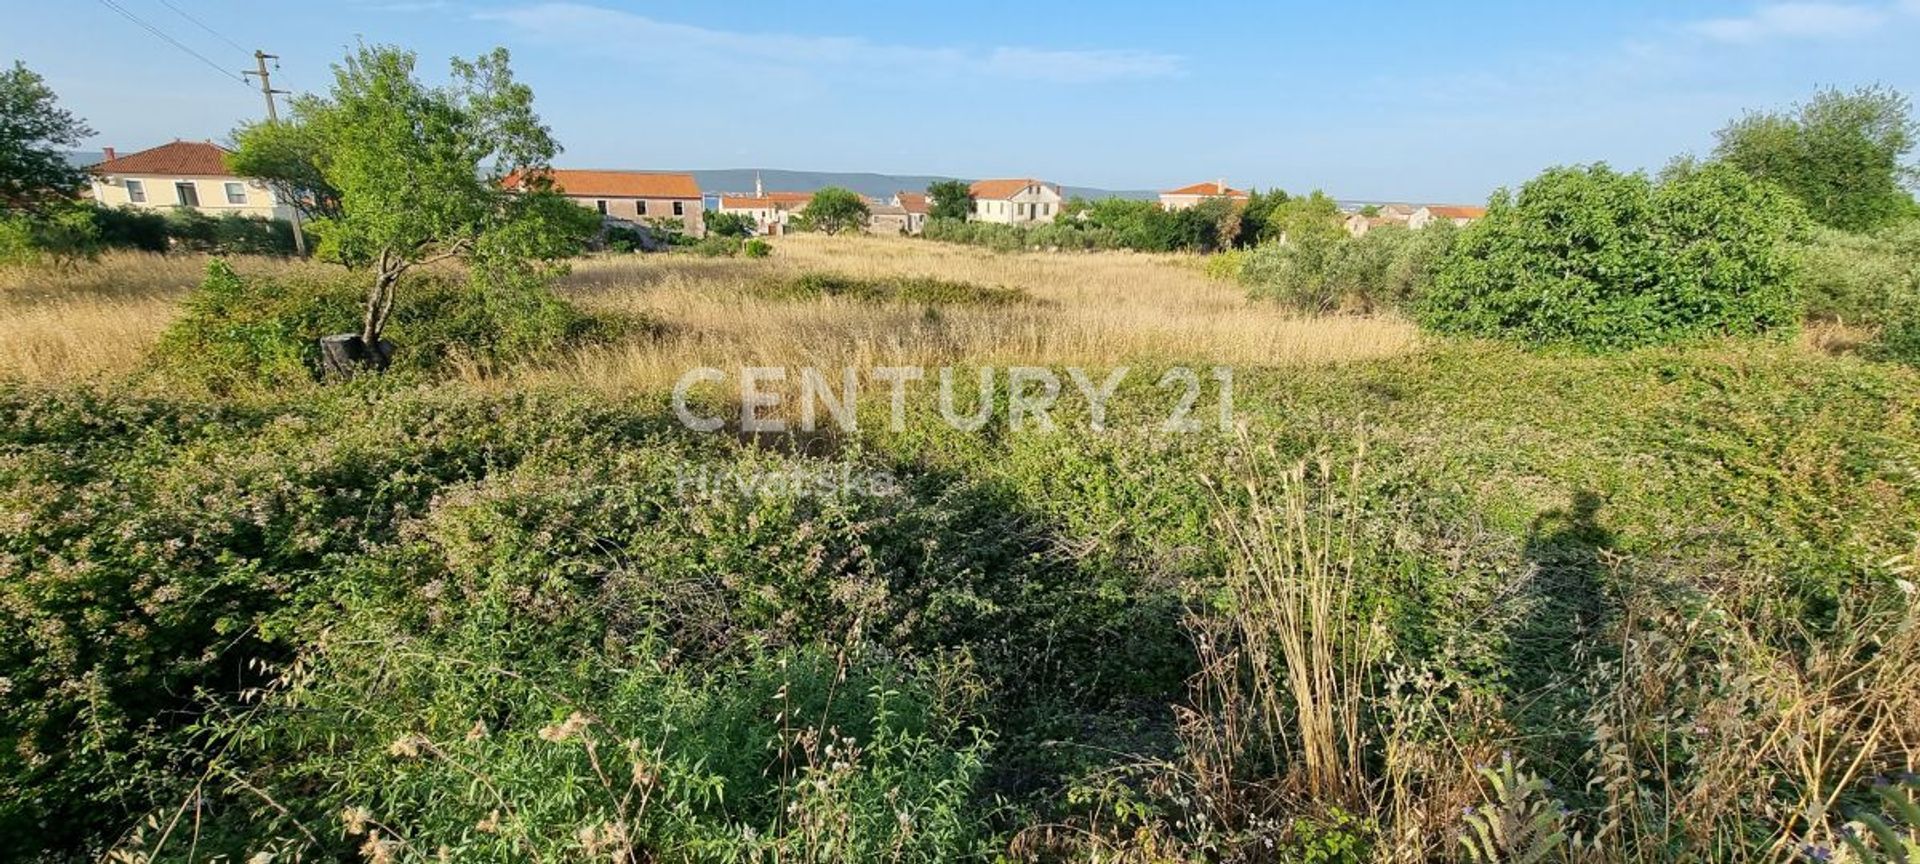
[232,43,595,369]
[796,186,870,235]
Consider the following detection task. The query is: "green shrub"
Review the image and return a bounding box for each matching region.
[603,224,645,253]
[743,237,772,258]
[89,205,170,253]
[1875,289,1920,365]
[1421,162,1804,349]
[1798,222,1920,323]
[150,259,635,394]
[0,206,101,266]
[690,234,744,257]
[702,209,757,239]
[161,209,303,256]
[1242,222,1458,314]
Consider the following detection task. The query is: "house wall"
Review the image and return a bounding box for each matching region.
[574,196,706,237]
[867,212,913,235]
[1159,194,1248,211]
[89,174,287,219]
[970,185,1062,225]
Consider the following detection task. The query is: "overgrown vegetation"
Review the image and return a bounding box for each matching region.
[6,43,1920,864]
[148,259,635,394]
[1421,162,1806,349]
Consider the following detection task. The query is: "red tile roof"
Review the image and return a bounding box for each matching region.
[969,178,1052,200]
[512,169,701,199]
[1424,205,1487,220]
[1163,180,1249,198]
[90,140,233,177]
[895,191,929,214]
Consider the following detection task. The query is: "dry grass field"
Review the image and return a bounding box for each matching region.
[0,234,1419,389]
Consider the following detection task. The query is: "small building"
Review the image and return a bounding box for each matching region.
[717,191,812,236]
[1409,205,1487,229]
[1159,179,1250,211]
[968,178,1062,225]
[867,203,914,235]
[892,191,929,234]
[87,140,291,219]
[516,169,705,237]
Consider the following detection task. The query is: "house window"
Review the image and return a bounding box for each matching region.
[224,182,248,205]
[637,200,649,216]
[672,201,685,217]
[595,200,608,215]
[175,182,199,207]
[1041,203,1051,216]
[125,179,146,203]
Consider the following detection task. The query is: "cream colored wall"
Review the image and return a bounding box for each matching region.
[89,175,286,219]
[970,185,1062,225]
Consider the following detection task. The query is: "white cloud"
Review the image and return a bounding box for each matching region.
[1688,2,1899,43]
[474,3,1182,84]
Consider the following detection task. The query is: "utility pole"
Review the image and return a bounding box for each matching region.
[242,50,306,255]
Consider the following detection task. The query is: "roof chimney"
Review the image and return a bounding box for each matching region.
[1218,177,1227,193]
[102,146,116,162]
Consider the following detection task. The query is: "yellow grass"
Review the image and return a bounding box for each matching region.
[526,234,1421,393]
[0,253,325,384]
[0,235,1423,390]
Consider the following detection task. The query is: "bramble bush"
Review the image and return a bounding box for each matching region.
[1420,162,1805,349]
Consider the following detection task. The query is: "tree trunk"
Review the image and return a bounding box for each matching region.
[319,333,393,379]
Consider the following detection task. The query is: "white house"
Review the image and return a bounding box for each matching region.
[1158,179,1250,211]
[968,179,1062,225]
[87,140,291,219]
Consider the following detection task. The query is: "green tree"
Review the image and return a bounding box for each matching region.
[703,209,756,238]
[927,179,973,221]
[1713,86,1919,231]
[1421,163,1804,349]
[797,186,870,235]
[0,61,91,214]
[227,118,340,221]
[234,44,596,361]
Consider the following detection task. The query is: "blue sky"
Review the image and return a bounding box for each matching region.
[7,0,1919,201]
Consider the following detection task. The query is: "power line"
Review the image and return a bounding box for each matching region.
[153,0,250,56]
[93,0,247,85]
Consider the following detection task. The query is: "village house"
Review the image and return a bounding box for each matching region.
[1346,203,1484,237]
[516,169,705,237]
[1409,205,1487,229]
[1158,179,1250,211]
[892,191,929,234]
[87,140,291,219]
[716,190,812,236]
[968,179,1062,225]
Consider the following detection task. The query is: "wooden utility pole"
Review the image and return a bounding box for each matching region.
[242,50,306,255]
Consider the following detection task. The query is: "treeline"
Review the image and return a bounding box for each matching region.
[923,189,1339,254]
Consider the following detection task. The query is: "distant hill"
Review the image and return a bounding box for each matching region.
[683,168,1157,202]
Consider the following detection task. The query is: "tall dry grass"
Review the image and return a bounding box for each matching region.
[522,234,1422,393]
[0,236,1418,390]
[0,252,322,384]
